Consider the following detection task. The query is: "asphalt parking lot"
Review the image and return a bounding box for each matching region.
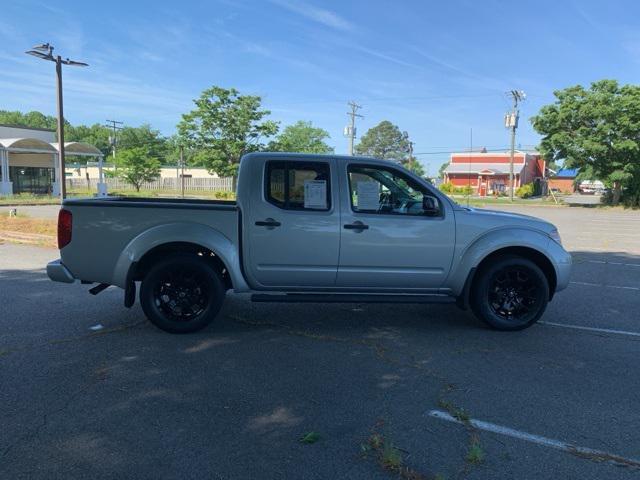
[1,205,639,479]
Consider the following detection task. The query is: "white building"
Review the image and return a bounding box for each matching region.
[0,124,104,196]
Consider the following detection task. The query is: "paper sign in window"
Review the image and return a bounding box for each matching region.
[357,181,380,210]
[304,180,327,209]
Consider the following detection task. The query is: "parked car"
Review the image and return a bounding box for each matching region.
[579,180,606,195]
[47,153,572,333]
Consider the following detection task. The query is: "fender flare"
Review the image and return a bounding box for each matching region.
[110,222,249,291]
[448,227,553,299]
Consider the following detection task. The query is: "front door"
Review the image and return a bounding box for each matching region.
[244,158,341,289]
[337,162,455,290]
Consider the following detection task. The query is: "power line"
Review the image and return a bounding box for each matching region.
[273,92,508,107]
[414,145,538,156]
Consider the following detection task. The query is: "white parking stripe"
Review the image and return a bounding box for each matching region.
[540,321,640,338]
[427,410,640,468]
[584,260,640,267]
[570,281,640,291]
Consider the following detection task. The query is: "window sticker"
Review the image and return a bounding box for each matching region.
[304,179,327,209]
[356,181,380,210]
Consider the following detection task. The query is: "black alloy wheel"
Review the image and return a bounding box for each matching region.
[471,255,549,331]
[140,253,225,333]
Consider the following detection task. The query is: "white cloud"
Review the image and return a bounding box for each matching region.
[269,0,354,31]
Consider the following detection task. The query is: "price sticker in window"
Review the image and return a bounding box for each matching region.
[304,180,327,209]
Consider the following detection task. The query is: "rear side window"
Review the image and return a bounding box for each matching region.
[265,161,331,211]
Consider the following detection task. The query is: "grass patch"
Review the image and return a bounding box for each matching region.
[299,431,321,444]
[466,435,485,465]
[437,399,470,424]
[0,193,59,205]
[1,189,236,205]
[0,213,57,247]
[361,425,440,480]
[449,196,563,208]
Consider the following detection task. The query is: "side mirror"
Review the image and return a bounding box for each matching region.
[422,195,440,216]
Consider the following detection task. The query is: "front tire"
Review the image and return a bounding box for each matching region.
[470,255,549,331]
[140,253,226,333]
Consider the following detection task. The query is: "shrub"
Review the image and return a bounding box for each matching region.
[439,182,454,193]
[457,185,473,196]
[516,183,535,198]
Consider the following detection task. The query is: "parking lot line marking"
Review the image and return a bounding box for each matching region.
[570,281,640,291]
[584,260,640,267]
[540,321,640,338]
[427,410,640,469]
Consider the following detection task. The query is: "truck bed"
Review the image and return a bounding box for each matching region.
[60,196,239,287]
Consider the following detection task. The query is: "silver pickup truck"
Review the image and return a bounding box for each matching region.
[47,152,571,333]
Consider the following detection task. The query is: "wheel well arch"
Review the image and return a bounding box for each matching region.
[471,246,557,298]
[132,241,233,290]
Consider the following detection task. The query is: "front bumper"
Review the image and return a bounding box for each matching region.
[47,259,76,283]
[549,242,572,292]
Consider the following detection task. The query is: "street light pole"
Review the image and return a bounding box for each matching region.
[26,43,88,201]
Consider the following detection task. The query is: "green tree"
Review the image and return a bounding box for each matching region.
[67,123,112,157]
[531,79,640,206]
[355,120,411,162]
[0,110,60,130]
[402,156,425,176]
[268,120,333,153]
[115,147,161,192]
[118,124,168,160]
[177,86,279,178]
[438,161,450,179]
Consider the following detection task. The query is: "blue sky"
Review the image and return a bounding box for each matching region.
[2,0,640,171]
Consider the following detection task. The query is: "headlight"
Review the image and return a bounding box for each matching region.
[549,228,562,245]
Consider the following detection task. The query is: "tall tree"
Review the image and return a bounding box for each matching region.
[402,156,425,176]
[355,121,411,162]
[115,147,161,192]
[531,79,640,206]
[268,120,333,153]
[67,123,112,157]
[177,86,279,178]
[0,110,64,132]
[118,124,167,160]
[438,161,450,179]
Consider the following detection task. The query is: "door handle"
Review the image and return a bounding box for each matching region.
[255,218,281,228]
[344,222,369,230]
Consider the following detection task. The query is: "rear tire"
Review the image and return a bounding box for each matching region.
[140,253,225,333]
[470,255,549,331]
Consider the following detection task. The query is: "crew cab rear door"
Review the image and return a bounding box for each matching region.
[336,161,455,290]
[243,157,341,288]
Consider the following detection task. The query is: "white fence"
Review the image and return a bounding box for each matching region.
[67,176,235,192]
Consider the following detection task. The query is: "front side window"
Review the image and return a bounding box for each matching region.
[348,165,441,216]
[266,161,331,211]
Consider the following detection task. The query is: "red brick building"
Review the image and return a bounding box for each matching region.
[443,150,546,196]
[547,168,578,193]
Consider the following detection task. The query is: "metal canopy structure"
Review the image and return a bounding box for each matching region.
[0,138,105,196]
[0,137,58,153]
[50,141,103,157]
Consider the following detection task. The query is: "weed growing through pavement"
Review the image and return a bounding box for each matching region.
[299,432,321,444]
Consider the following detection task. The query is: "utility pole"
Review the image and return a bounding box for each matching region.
[344,101,363,155]
[505,90,526,201]
[26,43,88,200]
[105,119,123,160]
[55,57,67,199]
[179,144,185,198]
